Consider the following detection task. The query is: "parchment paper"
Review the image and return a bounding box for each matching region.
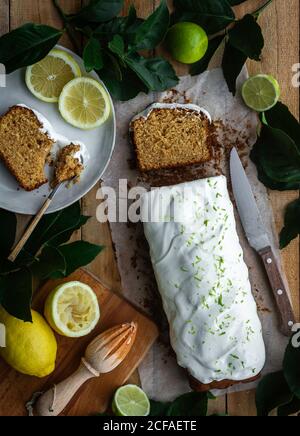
[102,67,290,401]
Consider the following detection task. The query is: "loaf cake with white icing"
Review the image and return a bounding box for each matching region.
[141,176,266,389]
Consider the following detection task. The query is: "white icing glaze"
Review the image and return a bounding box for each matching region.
[141,176,266,384]
[16,104,89,164]
[130,102,212,126]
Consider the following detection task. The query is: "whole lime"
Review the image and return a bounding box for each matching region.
[166,22,208,64]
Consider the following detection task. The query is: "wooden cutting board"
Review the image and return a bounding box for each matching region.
[0,269,159,416]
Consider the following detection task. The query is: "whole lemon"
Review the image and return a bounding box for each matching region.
[166,22,208,64]
[0,307,57,378]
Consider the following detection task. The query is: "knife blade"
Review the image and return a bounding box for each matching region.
[230,147,296,336]
[230,147,270,251]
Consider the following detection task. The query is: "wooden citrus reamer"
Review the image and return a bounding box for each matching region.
[35,322,137,416]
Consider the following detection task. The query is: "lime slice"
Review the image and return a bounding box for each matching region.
[44,281,100,338]
[241,74,280,112]
[25,49,81,103]
[166,22,208,64]
[58,77,111,130]
[112,385,150,416]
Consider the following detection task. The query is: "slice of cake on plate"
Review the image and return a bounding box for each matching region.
[130,103,212,172]
[0,105,86,192]
[140,176,266,391]
[0,105,55,191]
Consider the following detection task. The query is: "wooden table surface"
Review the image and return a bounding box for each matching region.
[0,0,299,416]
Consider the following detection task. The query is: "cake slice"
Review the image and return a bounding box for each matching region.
[130,103,212,172]
[0,105,55,191]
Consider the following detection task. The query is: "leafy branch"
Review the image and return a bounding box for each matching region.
[0,0,274,98]
[250,102,300,248]
[0,202,103,322]
[0,0,178,101]
[174,0,273,94]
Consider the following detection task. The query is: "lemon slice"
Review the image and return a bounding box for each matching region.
[25,49,82,103]
[112,385,151,416]
[44,281,100,338]
[58,77,111,130]
[241,74,280,112]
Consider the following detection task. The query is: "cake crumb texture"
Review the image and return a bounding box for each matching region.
[131,108,212,172]
[52,144,83,187]
[0,105,54,191]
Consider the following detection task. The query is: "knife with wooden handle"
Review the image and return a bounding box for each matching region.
[230,148,296,337]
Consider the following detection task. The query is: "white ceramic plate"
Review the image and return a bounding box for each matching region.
[0,45,116,215]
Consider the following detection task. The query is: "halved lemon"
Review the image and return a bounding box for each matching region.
[25,49,82,103]
[44,281,100,338]
[58,77,111,130]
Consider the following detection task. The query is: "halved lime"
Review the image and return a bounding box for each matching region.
[26,49,82,103]
[241,74,280,112]
[112,385,150,416]
[59,77,111,130]
[44,281,100,338]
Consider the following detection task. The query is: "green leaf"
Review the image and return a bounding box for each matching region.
[0,268,33,322]
[283,335,300,399]
[108,34,125,57]
[29,245,66,280]
[256,371,293,416]
[93,6,143,43]
[251,146,300,191]
[150,400,172,416]
[0,209,17,259]
[0,23,63,74]
[68,0,124,24]
[222,41,247,94]
[280,199,300,249]
[277,396,300,416]
[258,128,300,183]
[251,103,300,191]
[24,202,82,255]
[166,392,208,416]
[228,14,264,61]
[49,215,90,247]
[251,124,300,189]
[173,0,235,35]
[124,52,179,92]
[190,35,224,75]
[83,37,104,72]
[52,241,104,278]
[99,61,148,101]
[131,0,170,51]
[263,102,300,144]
